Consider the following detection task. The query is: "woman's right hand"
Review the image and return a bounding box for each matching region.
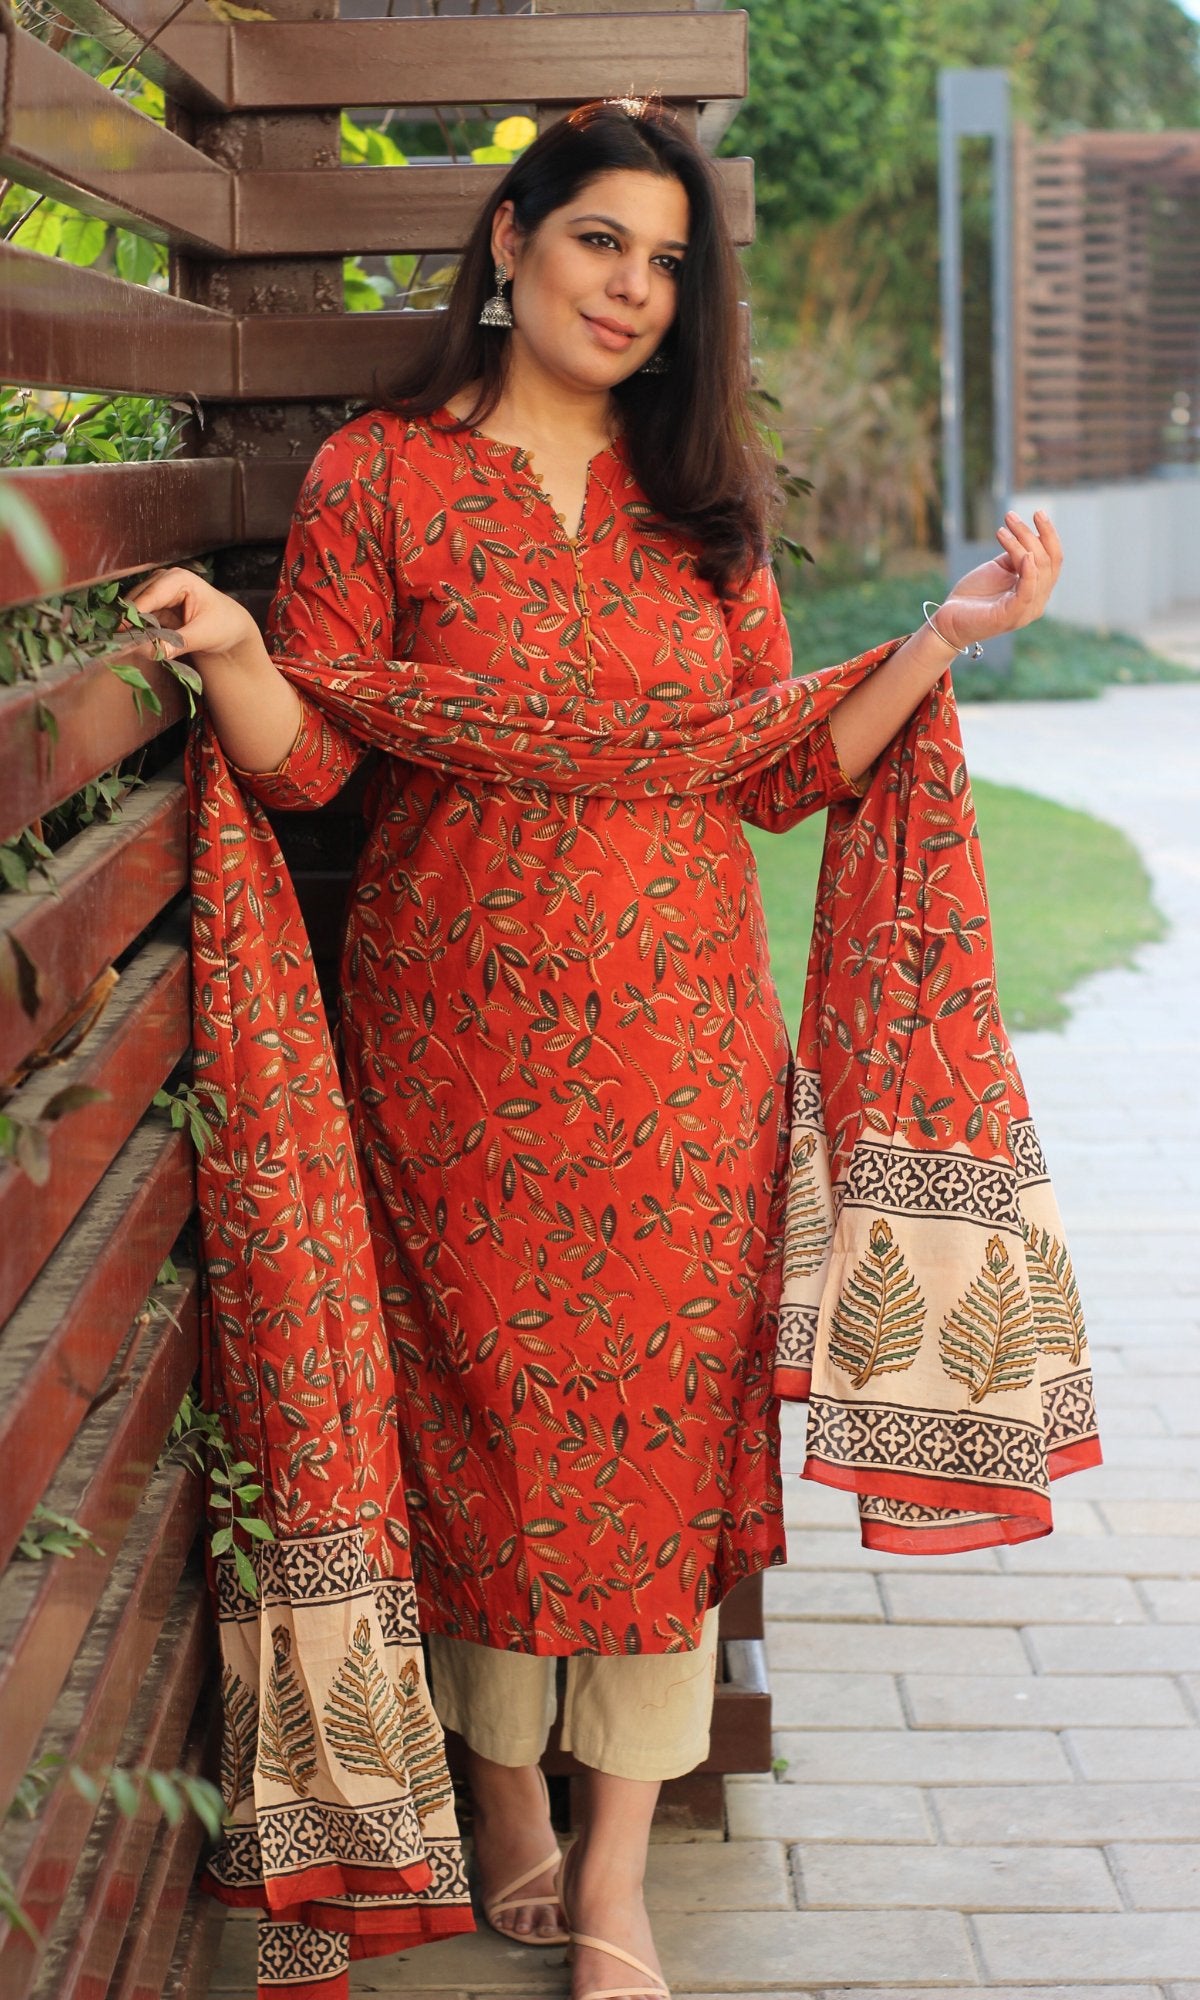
[119,566,261,673]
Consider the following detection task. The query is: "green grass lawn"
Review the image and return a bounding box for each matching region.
[747,778,1165,1034]
[783,568,1199,701]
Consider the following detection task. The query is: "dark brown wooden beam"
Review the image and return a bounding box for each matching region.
[236,155,754,255]
[0,1466,201,1977]
[0,938,189,1322]
[0,20,231,249]
[30,1575,213,2000]
[0,777,188,1083]
[42,0,230,115]
[229,11,746,109]
[107,1693,217,2000]
[0,459,238,608]
[0,1274,199,1814]
[0,1117,193,1581]
[0,652,187,842]
[0,247,235,399]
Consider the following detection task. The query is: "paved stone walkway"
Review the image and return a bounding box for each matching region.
[210,683,1200,1999]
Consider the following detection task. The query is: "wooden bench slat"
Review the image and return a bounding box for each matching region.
[229,12,746,108]
[44,0,230,113]
[0,653,186,845]
[0,777,187,1083]
[31,1573,214,2000]
[0,940,189,1323]
[162,1873,227,2000]
[108,1698,218,2000]
[0,1474,202,1984]
[0,247,235,400]
[0,1117,193,1579]
[0,460,237,610]
[0,20,232,250]
[0,1271,199,1792]
[237,155,754,256]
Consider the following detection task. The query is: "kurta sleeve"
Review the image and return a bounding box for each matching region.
[230,420,402,810]
[724,560,900,832]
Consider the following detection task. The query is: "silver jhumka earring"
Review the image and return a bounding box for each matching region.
[478,263,514,328]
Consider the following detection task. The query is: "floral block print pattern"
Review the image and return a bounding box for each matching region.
[188,411,1101,1988]
[775,672,1102,1549]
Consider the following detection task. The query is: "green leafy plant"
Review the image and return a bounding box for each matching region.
[1,1748,226,1942]
[0,1083,108,1186]
[342,112,536,313]
[15,1503,104,1563]
[152,1080,227,1157]
[164,1389,273,1600]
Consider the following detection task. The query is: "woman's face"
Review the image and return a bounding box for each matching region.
[492,167,689,389]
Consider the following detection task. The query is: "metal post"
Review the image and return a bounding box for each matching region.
[938,67,1014,674]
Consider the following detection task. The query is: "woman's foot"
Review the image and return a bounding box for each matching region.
[466,1753,567,1943]
[562,1837,667,1999]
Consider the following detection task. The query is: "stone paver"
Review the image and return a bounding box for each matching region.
[1025,1624,1200,1673]
[1108,1843,1200,1909]
[900,1672,1191,1729]
[972,1911,1200,1980]
[931,1782,1200,1844]
[770,1668,905,1728]
[725,1779,934,1843]
[877,1572,1146,1624]
[774,1726,1071,1785]
[208,685,1200,1997]
[791,1842,1120,1909]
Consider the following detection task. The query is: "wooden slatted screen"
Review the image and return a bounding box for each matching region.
[0,5,760,1989]
[1014,125,1200,486]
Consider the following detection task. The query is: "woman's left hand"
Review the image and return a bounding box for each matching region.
[933,509,1064,652]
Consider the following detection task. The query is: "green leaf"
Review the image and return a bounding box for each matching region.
[107,1768,141,1817]
[0,485,64,592]
[11,206,62,256]
[232,1543,258,1599]
[210,1526,233,1555]
[114,230,160,286]
[59,214,108,268]
[145,1770,186,1824]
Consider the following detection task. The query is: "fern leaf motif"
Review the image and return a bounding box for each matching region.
[395,1657,453,1826]
[1024,1223,1085,1363]
[324,1616,408,1783]
[783,1131,830,1282]
[827,1219,927,1388]
[939,1233,1038,1403]
[219,1664,260,1809]
[259,1625,318,1796]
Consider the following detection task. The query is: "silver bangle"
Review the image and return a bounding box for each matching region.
[922,600,983,660]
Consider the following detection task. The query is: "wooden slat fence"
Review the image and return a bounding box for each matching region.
[1014,125,1200,485]
[0,4,762,1991]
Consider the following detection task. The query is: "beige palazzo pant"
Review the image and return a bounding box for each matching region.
[427,1608,721,1781]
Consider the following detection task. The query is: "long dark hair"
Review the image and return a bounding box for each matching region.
[382,99,778,599]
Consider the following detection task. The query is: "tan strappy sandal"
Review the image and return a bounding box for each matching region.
[479,1766,569,1947]
[560,1837,671,2000]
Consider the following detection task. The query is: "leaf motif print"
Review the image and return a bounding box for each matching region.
[394,1657,453,1827]
[783,1130,830,1281]
[1024,1223,1086,1363]
[324,1616,409,1784]
[219,1663,259,1809]
[828,1219,927,1389]
[939,1233,1038,1403]
[260,1625,318,1797]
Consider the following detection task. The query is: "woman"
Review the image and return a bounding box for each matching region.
[126,98,1061,2000]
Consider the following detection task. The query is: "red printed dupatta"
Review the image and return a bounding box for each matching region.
[188,633,1100,1990]
[777,675,1102,1551]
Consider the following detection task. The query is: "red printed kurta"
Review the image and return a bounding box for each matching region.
[242,407,863,1655]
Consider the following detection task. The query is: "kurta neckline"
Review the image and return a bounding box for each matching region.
[431,402,624,547]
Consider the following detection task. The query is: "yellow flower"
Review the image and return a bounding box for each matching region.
[492,116,537,153]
